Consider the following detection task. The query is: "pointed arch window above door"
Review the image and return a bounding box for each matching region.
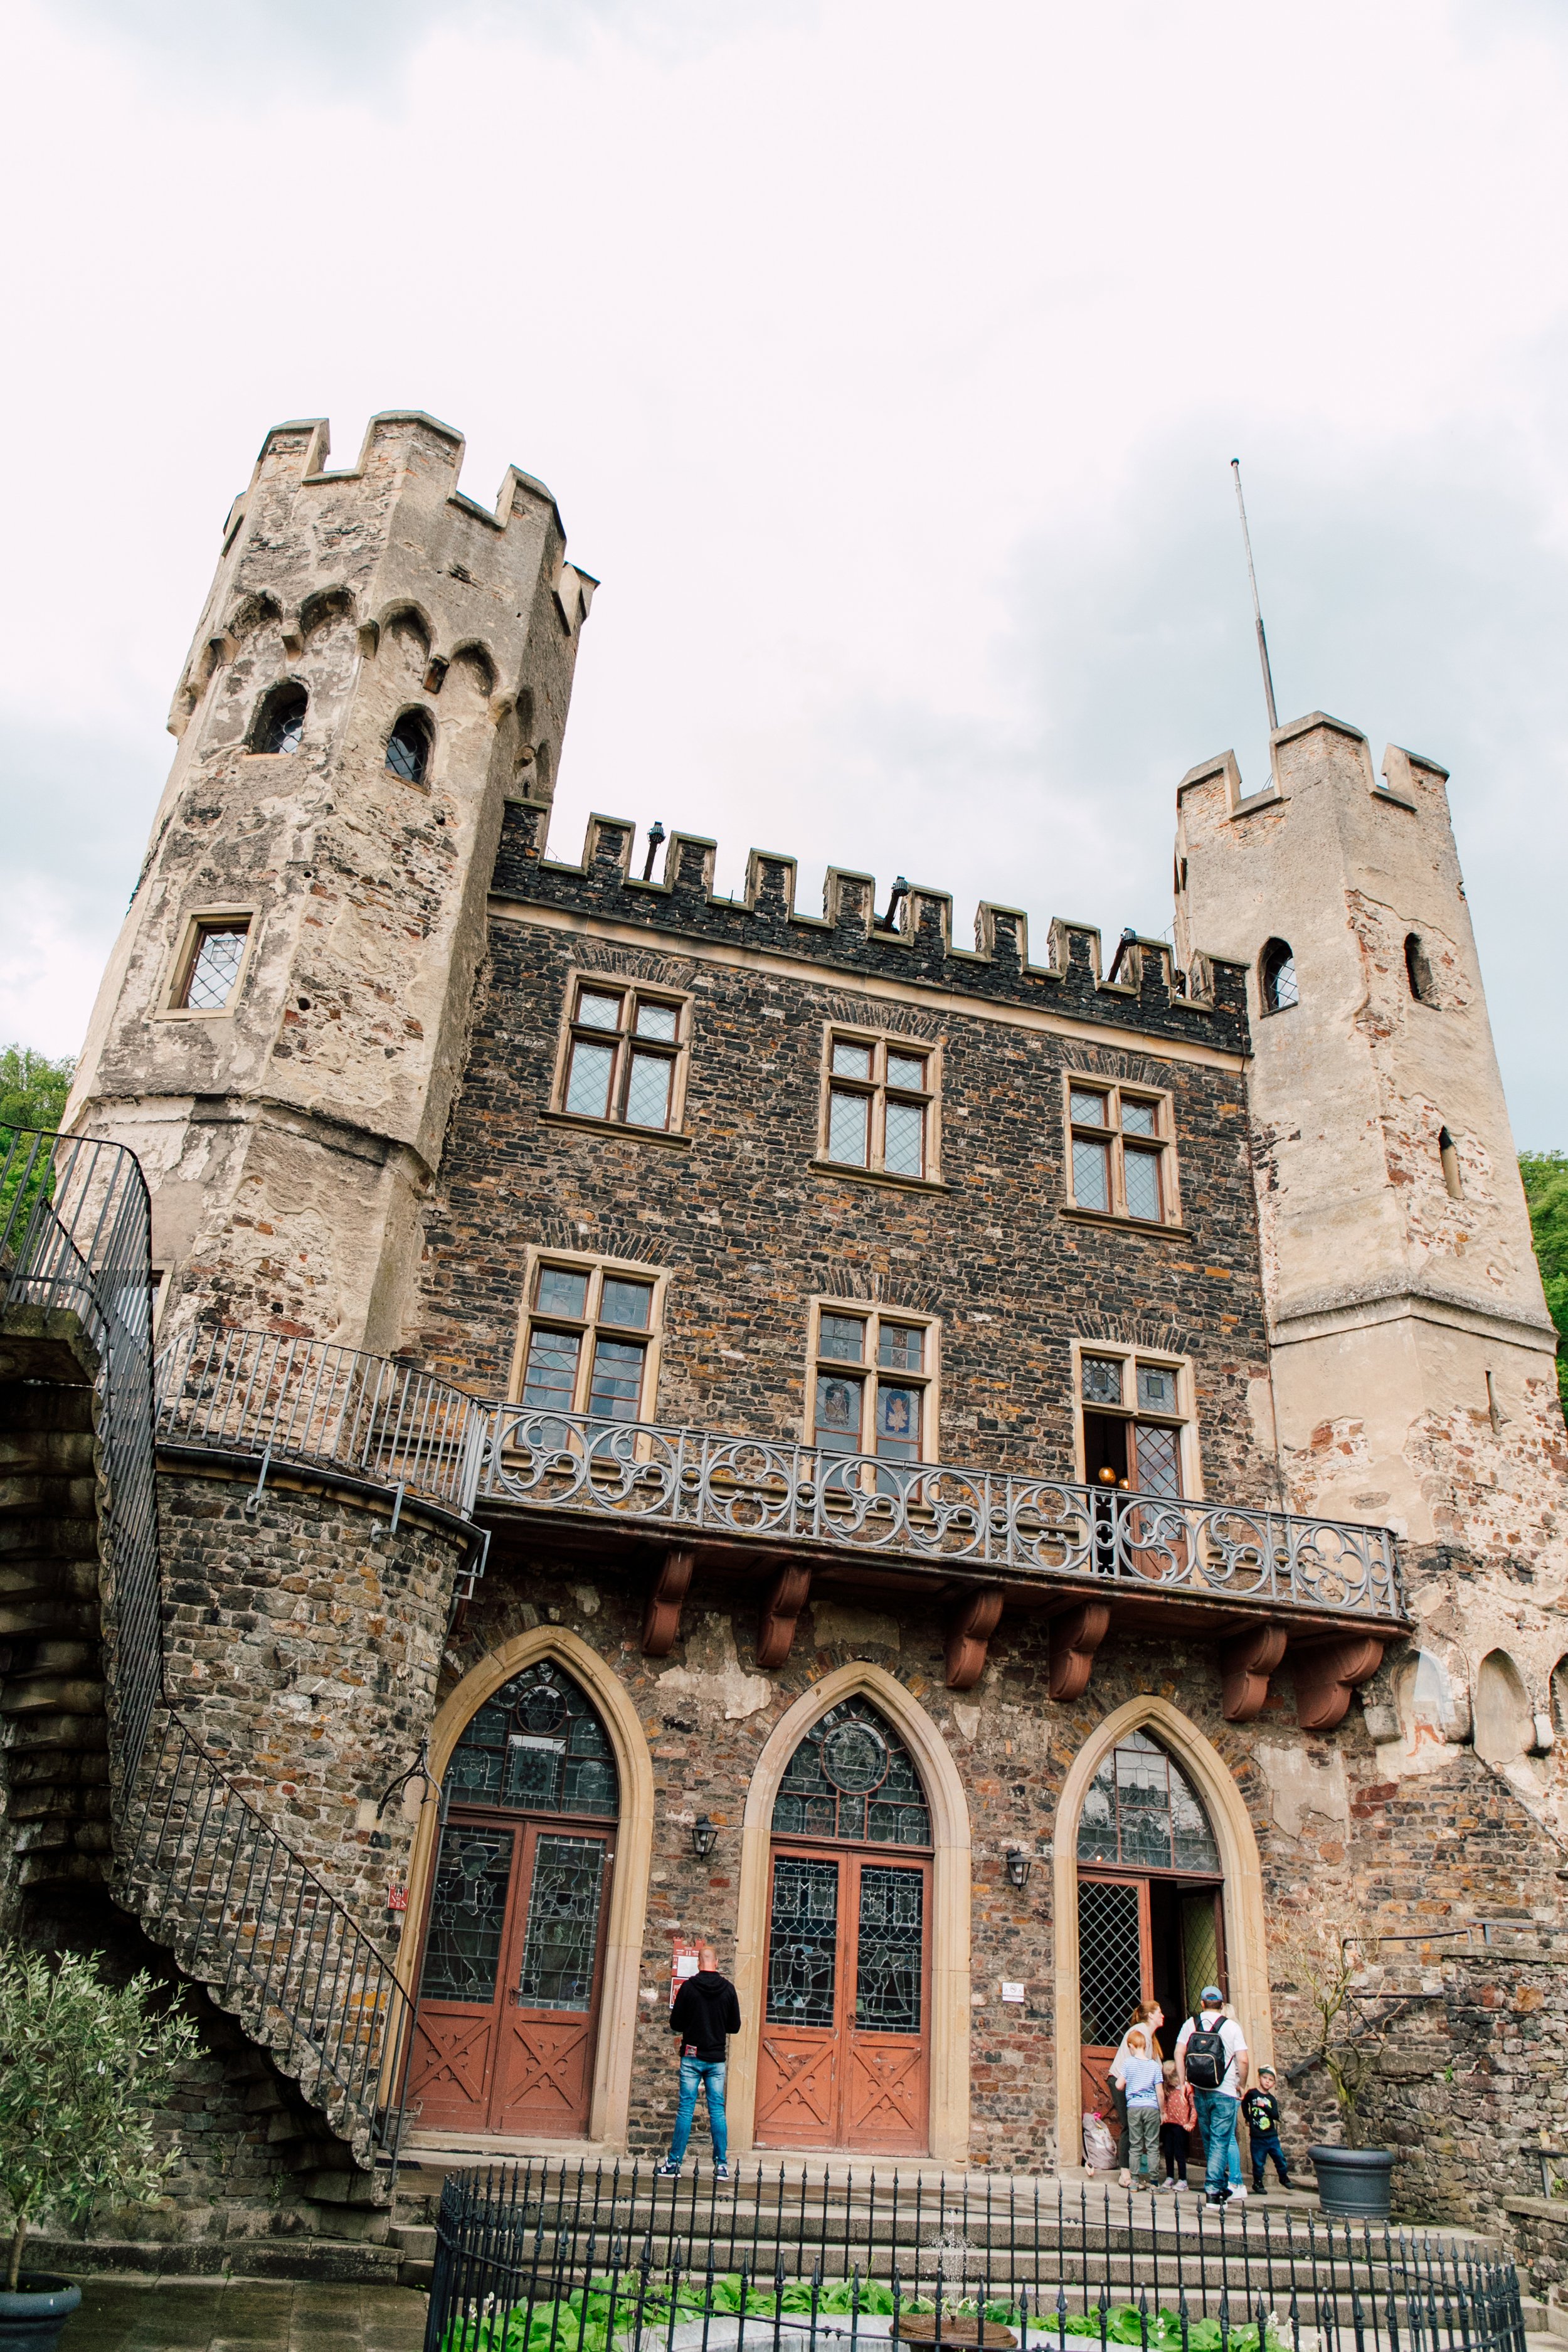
[772,1697,931,1847]
[1076,1729,1218,1874]
[446,1660,618,1817]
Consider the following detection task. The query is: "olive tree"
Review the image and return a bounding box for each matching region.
[0,1948,201,2289]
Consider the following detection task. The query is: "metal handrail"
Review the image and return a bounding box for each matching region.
[1,1126,162,1776]
[155,1326,489,1517]
[1,1130,438,2166]
[480,1407,1406,1622]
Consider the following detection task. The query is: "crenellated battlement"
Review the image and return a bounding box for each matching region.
[493,801,1250,1049]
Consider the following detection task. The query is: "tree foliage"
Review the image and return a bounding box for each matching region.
[0,1948,201,2290]
[1518,1151,1568,1411]
[0,1045,75,1138]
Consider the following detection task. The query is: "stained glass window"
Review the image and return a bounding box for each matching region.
[516,1835,607,2011]
[856,1865,923,2032]
[446,1662,618,1818]
[419,1824,514,2003]
[766,1855,838,2025]
[1076,1729,1219,1874]
[772,1697,931,1846]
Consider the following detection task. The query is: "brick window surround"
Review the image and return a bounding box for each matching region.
[1073,1339,1194,1498]
[1063,1078,1179,1226]
[820,1029,940,1183]
[509,1249,667,1428]
[553,977,692,1135]
[805,1298,940,1469]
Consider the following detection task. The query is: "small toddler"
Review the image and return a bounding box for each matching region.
[1160,2058,1195,2190]
[1112,2025,1163,2186]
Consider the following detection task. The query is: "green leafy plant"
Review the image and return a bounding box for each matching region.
[0,1046,75,1140]
[0,1947,201,2290]
[1519,1152,1568,1412]
[1274,1920,1379,2148]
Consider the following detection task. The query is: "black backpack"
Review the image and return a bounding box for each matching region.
[1184,2016,1228,2089]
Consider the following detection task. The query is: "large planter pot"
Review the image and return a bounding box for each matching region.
[0,2274,82,2349]
[1310,2144,1395,2220]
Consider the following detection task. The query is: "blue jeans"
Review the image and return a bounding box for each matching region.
[1251,2129,1290,2186]
[1193,2088,1239,2198]
[667,2055,728,2165]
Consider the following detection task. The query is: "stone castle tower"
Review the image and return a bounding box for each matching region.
[1175,713,1567,1791]
[65,411,595,1355]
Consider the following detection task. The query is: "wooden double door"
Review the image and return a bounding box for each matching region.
[408,1810,613,2138]
[755,1843,930,2153]
[1078,1869,1225,2121]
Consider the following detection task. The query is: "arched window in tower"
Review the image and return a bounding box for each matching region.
[250,681,307,756]
[386,707,435,785]
[1259,939,1298,1014]
[759,1695,932,2153]
[1405,933,1434,1004]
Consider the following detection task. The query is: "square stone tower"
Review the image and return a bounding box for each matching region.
[65,412,595,1353]
[1175,713,1567,1785]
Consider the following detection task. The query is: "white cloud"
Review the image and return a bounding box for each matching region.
[3,0,1567,1136]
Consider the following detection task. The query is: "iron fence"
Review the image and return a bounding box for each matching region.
[480,1411,1403,1624]
[122,1708,415,2156]
[156,1325,490,1518]
[0,1125,162,1776]
[423,2166,1523,2352]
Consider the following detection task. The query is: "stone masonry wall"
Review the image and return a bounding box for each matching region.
[157,1462,466,1926]
[410,905,1276,1502]
[443,1543,1568,2210]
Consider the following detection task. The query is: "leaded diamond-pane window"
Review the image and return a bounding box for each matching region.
[180,923,250,1012]
[1078,1878,1142,2047]
[772,1697,931,1847]
[446,1662,618,1818]
[1075,1729,1218,1874]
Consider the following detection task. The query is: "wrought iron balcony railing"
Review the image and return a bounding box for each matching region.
[480,1407,1405,1623]
[155,1326,490,1520]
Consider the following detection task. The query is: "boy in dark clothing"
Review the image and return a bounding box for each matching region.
[659,1944,742,2178]
[1241,2069,1291,2191]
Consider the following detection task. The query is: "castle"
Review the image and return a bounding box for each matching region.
[4,410,1566,2279]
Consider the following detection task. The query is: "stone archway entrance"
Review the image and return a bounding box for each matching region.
[408,1658,620,2139]
[1075,1729,1226,2121]
[1052,1697,1274,2174]
[754,1695,933,2154]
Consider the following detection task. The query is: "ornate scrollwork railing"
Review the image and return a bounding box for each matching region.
[479,1407,1404,1621]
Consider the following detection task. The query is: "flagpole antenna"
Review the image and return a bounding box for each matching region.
[1231,458,1279,738]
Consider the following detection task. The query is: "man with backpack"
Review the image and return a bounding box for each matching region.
[1174,1984,1249,2206]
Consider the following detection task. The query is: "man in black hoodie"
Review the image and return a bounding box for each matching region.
[657,1942,742,2178]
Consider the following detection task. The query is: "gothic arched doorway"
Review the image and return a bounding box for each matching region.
[408,1659,619,2138]
[755,1695,933,2154]
[1076,1728,1224,2124]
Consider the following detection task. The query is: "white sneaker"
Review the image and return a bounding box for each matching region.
[1170,2180,1186,2193]
[1229,2186,1248,2203]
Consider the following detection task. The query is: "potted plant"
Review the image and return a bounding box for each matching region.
[0,1947,199,2346]
[1277,1924,1395,2220]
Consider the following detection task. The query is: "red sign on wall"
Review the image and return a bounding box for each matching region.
[388,1883,408,1912]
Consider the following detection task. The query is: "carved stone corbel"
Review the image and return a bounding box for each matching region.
[640,1549,695,1658]
[1221,1621,1290,1722]
[1294,1634,1385,1732]
[756,1564,813,1671]
[945,1587,1004,1691]
[1048,1600,1111,1703]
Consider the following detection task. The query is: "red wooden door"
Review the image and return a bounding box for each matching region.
[755,1845,930,2153]
[410,1812,612,2137]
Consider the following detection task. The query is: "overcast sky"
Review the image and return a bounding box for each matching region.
[4,0,1567,1143]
